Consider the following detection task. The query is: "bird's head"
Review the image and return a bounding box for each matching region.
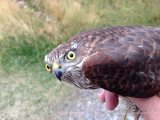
[44,40,98,89]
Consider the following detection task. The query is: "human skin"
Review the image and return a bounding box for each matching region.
[99,90,160,120]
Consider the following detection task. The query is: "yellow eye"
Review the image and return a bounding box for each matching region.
[45,64,51,71]
[66,51,76,60]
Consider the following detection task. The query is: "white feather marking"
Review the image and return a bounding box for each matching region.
[138,45,143,48]
[71,41,78,49]
[44,55,50,63]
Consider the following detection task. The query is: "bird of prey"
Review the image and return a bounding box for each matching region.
[44,26,160,119]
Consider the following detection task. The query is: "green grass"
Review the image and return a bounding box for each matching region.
[0,0,160,119]
[0,63,77,119]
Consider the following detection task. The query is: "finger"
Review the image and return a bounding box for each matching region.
[104,90,119,110]
[99,89,105,102]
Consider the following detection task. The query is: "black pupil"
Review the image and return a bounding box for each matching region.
[47,65,50,69]
[69,53,73,57]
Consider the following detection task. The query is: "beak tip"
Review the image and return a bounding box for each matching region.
[57,75,61,81]
[57,78,61,81]
[54,68,64,81]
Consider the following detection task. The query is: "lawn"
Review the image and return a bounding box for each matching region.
[0,0,160,119]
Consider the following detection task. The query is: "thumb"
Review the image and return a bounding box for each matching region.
[99,90,119,110]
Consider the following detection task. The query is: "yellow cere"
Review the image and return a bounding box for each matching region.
[45,64,51,71]
[67,51,76,60]
[52,62,60,71]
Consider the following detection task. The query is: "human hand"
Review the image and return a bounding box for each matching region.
[99,89,160,120]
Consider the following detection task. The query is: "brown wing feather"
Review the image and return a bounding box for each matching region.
[82,26,160,98]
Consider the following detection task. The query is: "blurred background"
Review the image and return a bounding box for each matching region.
[0,0,160,120]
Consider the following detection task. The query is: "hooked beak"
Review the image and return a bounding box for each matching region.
[53,63,64,81]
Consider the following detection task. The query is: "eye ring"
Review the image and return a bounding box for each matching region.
[45,64,51,71]
[66,51,76,60]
